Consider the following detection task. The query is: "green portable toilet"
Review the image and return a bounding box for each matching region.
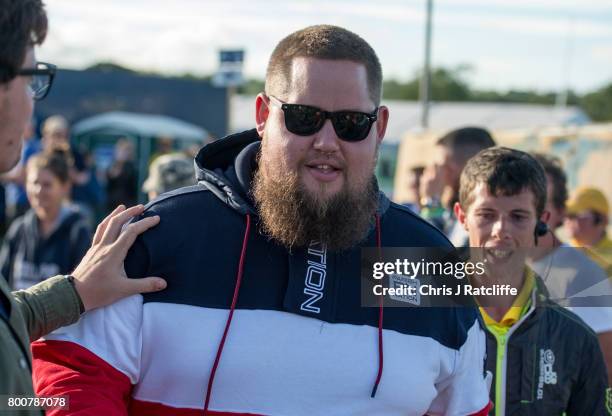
[73,111,209,204]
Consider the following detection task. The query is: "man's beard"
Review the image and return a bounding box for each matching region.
[252,150,379,252]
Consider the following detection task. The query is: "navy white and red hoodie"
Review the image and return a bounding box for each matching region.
[32,129,491,415]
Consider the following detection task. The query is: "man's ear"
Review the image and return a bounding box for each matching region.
[375,105,389,145]
[540,210,551,225]
[255,93,270,138]
[454,201,468,231]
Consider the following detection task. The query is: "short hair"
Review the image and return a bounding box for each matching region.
[0,0,48,84]
[265,25,383,105]
[27,149,73,184]
[436,127,496,165]
[531,152,568,211]
[459,147,547,217]
[42,115,69,136]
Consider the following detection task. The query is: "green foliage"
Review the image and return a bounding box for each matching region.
[237,78,265,95]
[429,67,470,101]
[86,62,134,73]
[82,61,611,121]
[178,73,211,82]
[382,79,419,100]
[379,64,596,115]
[383,65,471,101]
[581,84,612,121]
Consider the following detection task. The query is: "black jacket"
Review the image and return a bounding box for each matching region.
[0,207,91,290]
[485,277,609,415]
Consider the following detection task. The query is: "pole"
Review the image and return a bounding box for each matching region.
[420,0,433,129]
[556,17,574,109]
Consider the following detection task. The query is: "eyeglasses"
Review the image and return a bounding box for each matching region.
[566,213,596,224]
[268,95,378,142]
[18,62,56,101]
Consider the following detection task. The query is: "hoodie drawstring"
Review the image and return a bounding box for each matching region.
[203,212,383,409]
[204,214,251,414]
[371,213,384,398]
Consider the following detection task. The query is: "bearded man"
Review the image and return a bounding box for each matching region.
[33,25,490,415]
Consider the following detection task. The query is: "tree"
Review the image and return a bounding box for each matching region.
[581,83,612,122]
[429,67,470,101]
[79,61,611,120]
[86,62,134,73]
[383,65,470,101]
[382,79,419,100]
[237,78,265,95]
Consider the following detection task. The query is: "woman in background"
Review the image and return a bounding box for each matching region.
[0,150,92,290]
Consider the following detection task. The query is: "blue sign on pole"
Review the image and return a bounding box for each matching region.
[214,49,245,87]
[220,50,244,64]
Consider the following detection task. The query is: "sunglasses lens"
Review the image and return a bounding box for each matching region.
[283,105,324,136]
[276,97,376,142]
[332,112,373,142]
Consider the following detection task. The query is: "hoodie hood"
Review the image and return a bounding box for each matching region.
[195,129,261,216]
[194,128,391,217]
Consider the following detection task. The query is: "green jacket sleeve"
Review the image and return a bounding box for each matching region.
[12,275,82,342]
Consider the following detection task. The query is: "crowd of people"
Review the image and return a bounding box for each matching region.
[0,116,198,293]
[0,115,201,228]
[405,126,612,389]
[1,0,612,415]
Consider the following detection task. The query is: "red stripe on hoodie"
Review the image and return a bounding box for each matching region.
[32,340,132,415]
[32,340,265,415]
[469,401,493,416]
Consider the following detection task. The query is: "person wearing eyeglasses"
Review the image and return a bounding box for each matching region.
[0,0,167,406]
[33,25,491,415]
[564,187,612,277]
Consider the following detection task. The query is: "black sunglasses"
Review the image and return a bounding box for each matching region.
[268,95,378,142]
[18,62,56,101]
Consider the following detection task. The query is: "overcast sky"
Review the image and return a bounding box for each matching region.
[40,0,612,93]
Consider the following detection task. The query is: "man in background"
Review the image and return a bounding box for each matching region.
[565,186,612,275]
[106,138,138,210]
[41,115,102,226]
[529,153,612,385]
[142,153,195,201]
[420,126,495,246]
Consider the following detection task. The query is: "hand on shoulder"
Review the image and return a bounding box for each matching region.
[71,204,167,311]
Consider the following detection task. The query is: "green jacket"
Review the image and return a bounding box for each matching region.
[0,274,81,415]
[484,277,610,415]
